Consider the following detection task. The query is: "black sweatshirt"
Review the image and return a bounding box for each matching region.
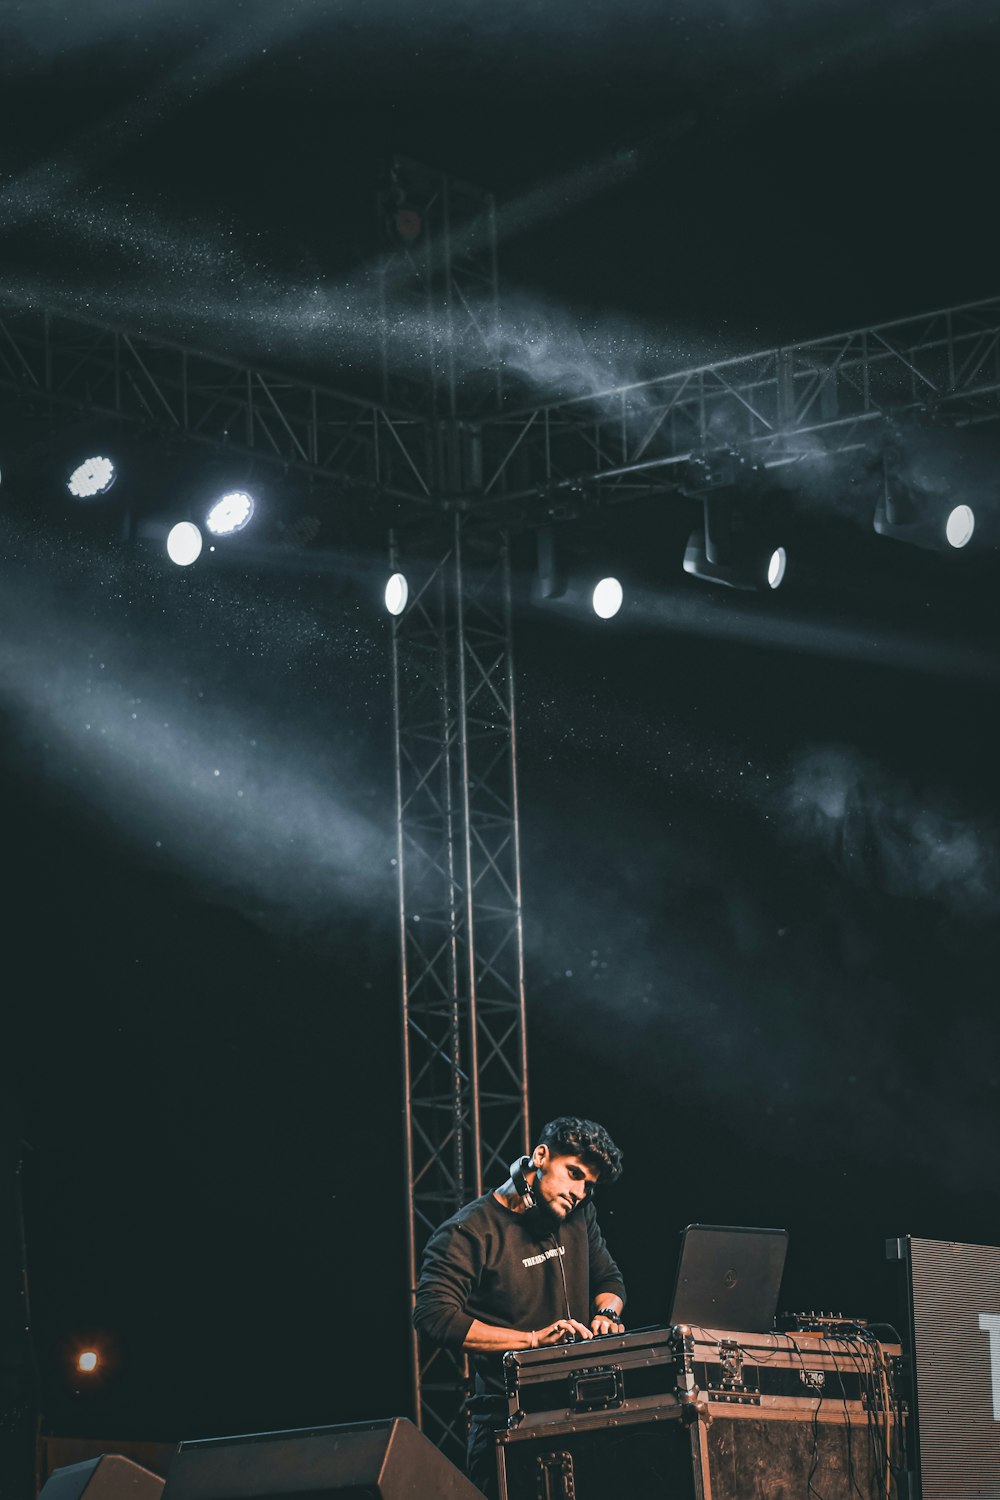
[413,1190,626,1402]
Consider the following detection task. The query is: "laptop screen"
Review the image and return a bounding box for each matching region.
[669,1223,788,1333]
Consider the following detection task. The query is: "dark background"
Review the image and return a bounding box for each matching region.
[1,0,999,1457]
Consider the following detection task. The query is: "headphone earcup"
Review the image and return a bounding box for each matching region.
[510,1155,534,1196]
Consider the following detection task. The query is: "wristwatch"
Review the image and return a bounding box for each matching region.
[596,1307,624,1325]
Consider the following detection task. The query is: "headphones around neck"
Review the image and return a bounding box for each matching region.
[510,1154,538,1208]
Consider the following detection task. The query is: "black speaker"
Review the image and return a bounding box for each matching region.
[38,1455,166,1500]
[161,1418,482,1500]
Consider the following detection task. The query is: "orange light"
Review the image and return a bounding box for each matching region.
[77,1351,99,1373]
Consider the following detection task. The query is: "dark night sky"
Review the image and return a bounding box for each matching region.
[1,0,1000,1460]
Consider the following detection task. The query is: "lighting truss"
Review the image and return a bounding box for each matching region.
[391,517,528,1466]
[377,156,503,420]
[476,296,1000,508]
[8,295,1000,524]
[0,303,434,503]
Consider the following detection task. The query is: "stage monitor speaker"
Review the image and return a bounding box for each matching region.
[891,1233,1000,1498]
[161,1418,482,1500]
[38,1455,166,1500]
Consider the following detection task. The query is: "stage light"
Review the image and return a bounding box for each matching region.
[945,504,975,549]
[874,487,978,551]
[874,447,978,552]
[167,521,203,567]
[681,454,788,593]
[385,573,409,616]
[592,577,623,619]
[77,1351,99,1373]
[206,490,254,537]
[683,496,787,593]
[68,456,116,499]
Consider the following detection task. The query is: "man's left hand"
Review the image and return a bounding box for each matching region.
[590,1311,623,1336]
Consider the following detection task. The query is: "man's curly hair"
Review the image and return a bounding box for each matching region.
[536,1116,623,1183]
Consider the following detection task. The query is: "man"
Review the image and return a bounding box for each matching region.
[413,1116,626,1499]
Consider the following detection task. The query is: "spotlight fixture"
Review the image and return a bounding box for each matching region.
[873,479,977,552]
[945,504,975,549]
[206,490,254,537]
[683,457,787,592]
[166,521,203,567]
[384,572,409,616]
[874,448,977,552]
[592,577,624,619]
[68,455,116,499]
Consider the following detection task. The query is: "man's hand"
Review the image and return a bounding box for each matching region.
[590,1302,624,1337]
[535,1318,594,1345]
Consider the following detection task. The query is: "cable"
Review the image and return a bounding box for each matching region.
[552,1227,574,1329]
[786,1333,827,1500]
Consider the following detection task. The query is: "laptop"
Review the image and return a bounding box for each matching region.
[668,1223,788,1333]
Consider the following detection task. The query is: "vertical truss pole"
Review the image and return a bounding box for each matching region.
[392,520,529,1466]
[453,518,530,1183]
[487,195,503,412]
[375,157,504,422]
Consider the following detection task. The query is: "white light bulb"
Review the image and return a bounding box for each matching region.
[166,522,203,567]
[767,547,787,589]
[385,573,409,616]
[592,577,623,619]
[206,490,254,536]
[68,456,116,499]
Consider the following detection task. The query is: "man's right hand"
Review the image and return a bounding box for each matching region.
[461,1315,594,1353]
[534,1318,594,1345]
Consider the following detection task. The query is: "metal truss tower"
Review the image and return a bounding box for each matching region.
[376,154,503,423]
[390,515,528,1466]
[378,158,525,1464]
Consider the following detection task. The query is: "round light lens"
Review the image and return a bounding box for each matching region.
[68,456,116,499]
[945,504,975,549]
[77,1351,99,1373]
[767,547,787,589]
[166,521,203,567]
[385,573,409,616]
[206,490,254,536]
[592,577,623,619]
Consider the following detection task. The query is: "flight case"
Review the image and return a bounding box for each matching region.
[498,1326,684,1499]
[496,1324,906,1499]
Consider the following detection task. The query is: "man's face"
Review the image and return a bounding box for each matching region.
[531,1146,600,1220]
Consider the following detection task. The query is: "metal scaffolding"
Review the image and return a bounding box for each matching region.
[376,155,504,424]
[476,295,1000,510]
[8,293,998,518]
[0,302,433,502]
[391,516,528,1466]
